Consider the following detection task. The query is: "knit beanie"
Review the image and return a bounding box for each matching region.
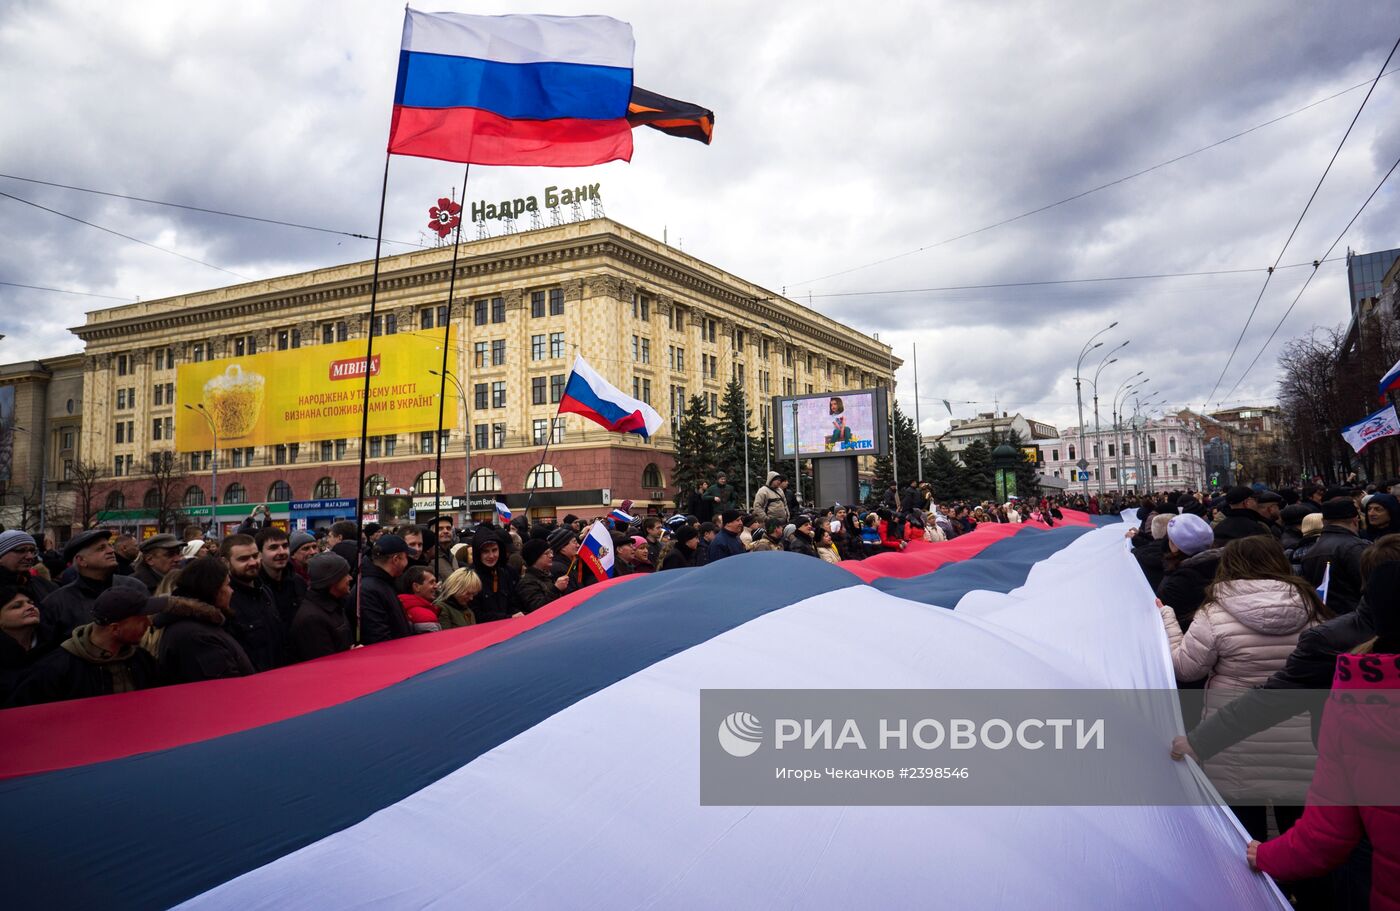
[0,530,37,559]
[521,539,550,567]
[1166,514,1213,556]
[288,531,316,553]
[308,552,351,591]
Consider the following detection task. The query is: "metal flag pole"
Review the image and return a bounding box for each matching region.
[913,342,923,482]
[521,345,576,518]
[889,345,898,493]
[433,164,471,528]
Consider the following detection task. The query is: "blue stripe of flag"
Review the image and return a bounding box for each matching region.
[393,50,632,120]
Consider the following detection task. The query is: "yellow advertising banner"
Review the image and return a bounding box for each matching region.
[175,329,456,451]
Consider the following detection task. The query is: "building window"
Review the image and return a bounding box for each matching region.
[474,300,488,325]
[368,436,382,458]
[1150,464,1159,478]
[335,439,347,460]
[474,424,489,451]
[491,339,506,366]
[733,327,744,348]
[420,305,448,330]
[117,388,127,409]
[106,490,125,509]
[322,321,348,344]
[1068,445,1076,461]
[116,422,126,444]
[224,483,247,505]
[641,338,650,364]
[532,376,547,405]
[1107,443,1115,457]
[525,463,563,489]
[631,377,652,404]
[364,475,387,497]
[1123,442,1130,457]
[709,392,718,415]
[491,381,506,408]
[642,463,663,488]
[370,314,397,337]
[1051,449,1059,462]
[706,319,717,343]
[549,287,564,315]
[234,335,257,356]
[117,354,129,376]
[531,334,546,360]
[184,485,205,507]
[314,477,339,498]
[474,341,488,368]
[531,290,546,318]
[469,468,501,492]
[1168,437,1177,454]
[414,471,442,495]
[491,423,506,448]
[549,374,564,403]
[419,431,436,454]
[532,418,549,445]
[474,383,488,409]
[61,429,74,450]
[491,296,505,323]
[633,293,650,321]
[1148,438,1157,455]
[268,480,293,502]
[550,332,565,358]
[320,440,333,461]
[1170,463,1179,478]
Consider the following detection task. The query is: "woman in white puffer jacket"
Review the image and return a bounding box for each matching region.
[1159,534,1331,842]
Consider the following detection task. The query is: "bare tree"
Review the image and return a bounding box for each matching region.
[1277,327,1347,483]
[144,451,189,533]
[68,459,106,529]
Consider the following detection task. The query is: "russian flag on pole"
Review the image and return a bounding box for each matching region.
[388,9,635,167]
[494,501,512,523]
[608,508,636,525]
[577,519,614,582]
[559,354,664,439]
[1380,355,1400,401]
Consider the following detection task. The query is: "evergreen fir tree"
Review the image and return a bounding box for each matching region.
[714,379,765,506]
[926,442,966,501]
[671,394,715,509]
[872,401,922,499]
[960,438,995,501]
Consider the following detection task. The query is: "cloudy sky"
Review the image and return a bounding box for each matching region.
[2,1,1398,436]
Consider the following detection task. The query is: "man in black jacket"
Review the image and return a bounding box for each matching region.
[1211,486,1273,544]
[220,534,287,671]
[0,530,58,605]
[707,510,748,563]
[289,553,354,662]
[467,528,517,622]
[132,534,182,594]
[787,516,819,558]
[255,527,305,628]
[40,529,148,639]
[8,587,162,707]
[355,533,412,644]
[1300,498,1370,615]
[514,539,566,614]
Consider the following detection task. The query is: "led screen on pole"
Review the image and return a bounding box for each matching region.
[773,387,889,460]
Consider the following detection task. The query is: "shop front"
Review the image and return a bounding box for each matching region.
[288,498,357,532]
[95,502,291,538]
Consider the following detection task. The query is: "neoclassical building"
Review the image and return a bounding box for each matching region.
[72,218,894,532]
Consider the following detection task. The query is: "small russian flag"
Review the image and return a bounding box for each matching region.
[609,508,635,525]
[1380,356,1400,401]
[495,501,512,523]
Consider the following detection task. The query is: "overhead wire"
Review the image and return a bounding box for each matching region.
[1203,32,1400,407]
[788,66,1400,290]
[0,280,133,302]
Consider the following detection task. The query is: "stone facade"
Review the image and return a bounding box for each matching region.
[0,354,85,542]
[1040,412,1208,494]
[70,218,894,528]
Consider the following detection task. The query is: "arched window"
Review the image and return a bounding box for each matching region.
[1068,444,1076,461]
[143,488,159,508]
[183,485,205,507]
[642,463,663,488]
[1168,437,1177,454]
[525,463,563,490]
[314,477,340,498]
[414,470,442,495]
[1148,438,1157,455]
[224,483,246,505]
[268,480,293,502]
[469,468,501,492]
[105,490,125,510]
[364,474,387,497]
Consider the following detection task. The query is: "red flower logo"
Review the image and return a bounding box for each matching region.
[428,197,462,238]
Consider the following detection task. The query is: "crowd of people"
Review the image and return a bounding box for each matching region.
[1124,482,1398,909]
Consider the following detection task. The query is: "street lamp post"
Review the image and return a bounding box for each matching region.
[1075,322,1118,501]
[733,350,751,506]
[1091,341,1128,497]
[1112,373,1144,494]
[1132,392,1162,494]
[765,319,801,508]
[429,369,471,522]
[184,404,219,519]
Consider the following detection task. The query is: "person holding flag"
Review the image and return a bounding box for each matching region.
[577,520,615,587]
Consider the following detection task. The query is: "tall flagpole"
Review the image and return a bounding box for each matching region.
[433,163,471,528]
[913,342,923,483]
[521,344,577,519]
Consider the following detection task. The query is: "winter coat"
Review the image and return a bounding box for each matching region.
[155,596,256,683]
[0,565,58,608]
[1159,579,1320,802]
[1284,529,1316,574]
[1364,492,1400,541]
[707,529,748,563]
[703,482,738,514]
[289,588,353,663]
[132,561,166,594]
[398,593,441,633]
[468,529,518,624]
[1188,597,1378,759]
[356,563,412,644]
[1212,507,1274,545]
[1300,524,1369,615]
[1155,548,1222,630]
[752,484,790,523]
[1133,537,1168,592]
[659,545,696,571]
[432,594,476,630]
[0,620,63,703]
[787,530,818,558]
[1256,653,1400,911]
[228,579,288,671]
[514,566,561,615]
[7,622,163,707]
[817,544,842,564]
[259,566,306,629]
[39,573,149,640]
[750,537,783,553]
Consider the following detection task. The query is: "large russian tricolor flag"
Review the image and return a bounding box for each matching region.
[388,10,635,166]
[559,354,664,439]
[0,510,1288,909]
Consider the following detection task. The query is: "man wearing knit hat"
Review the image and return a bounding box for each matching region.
[546,525,581,593]
[1299,498,1369,615]
[287,531,318,584]
[513,539,564,614]
[8,586,162,707]
[41,529,149,640]
[288,552,353,663]
[0,529,58,605]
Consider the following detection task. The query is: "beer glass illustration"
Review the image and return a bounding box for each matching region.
[202,364,265,439]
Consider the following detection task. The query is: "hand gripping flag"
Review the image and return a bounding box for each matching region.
[388,10,636,166]
[577,519,614,582]
[559,355,664,439]
[1341,403,1400,453]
